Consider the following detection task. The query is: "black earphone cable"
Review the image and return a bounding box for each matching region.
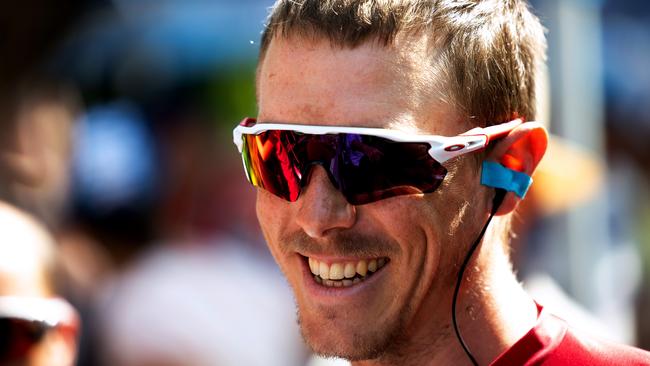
[451,188,507,366]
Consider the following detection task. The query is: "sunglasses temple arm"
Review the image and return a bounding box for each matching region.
[481,119,523,145]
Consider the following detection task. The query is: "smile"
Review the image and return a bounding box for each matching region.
[307,257,389,287]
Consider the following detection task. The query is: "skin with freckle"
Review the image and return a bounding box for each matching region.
[255,36,492,361]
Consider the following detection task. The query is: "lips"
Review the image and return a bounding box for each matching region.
[307,257,388,287]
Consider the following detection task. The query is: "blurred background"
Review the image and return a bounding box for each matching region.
[0,0,648,365]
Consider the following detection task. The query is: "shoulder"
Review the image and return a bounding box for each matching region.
[549,323,650,365]
[491,310,650,366]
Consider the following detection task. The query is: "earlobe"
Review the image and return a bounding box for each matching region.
[485,122,548,215]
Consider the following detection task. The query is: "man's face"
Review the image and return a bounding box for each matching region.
[255,36,492,360]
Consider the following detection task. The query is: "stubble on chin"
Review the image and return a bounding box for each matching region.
[295,302,413,362]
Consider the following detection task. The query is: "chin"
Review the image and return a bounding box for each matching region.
[297,306,407,361]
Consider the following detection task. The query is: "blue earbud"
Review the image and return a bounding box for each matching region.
[480,161,532,198]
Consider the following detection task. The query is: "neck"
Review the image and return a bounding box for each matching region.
[352,217,538,366]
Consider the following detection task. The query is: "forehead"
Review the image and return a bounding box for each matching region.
[257,35,463,135]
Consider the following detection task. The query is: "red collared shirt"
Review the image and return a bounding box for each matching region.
[491,306,650,365]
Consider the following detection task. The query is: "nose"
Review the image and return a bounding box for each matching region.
[295,165,356,238]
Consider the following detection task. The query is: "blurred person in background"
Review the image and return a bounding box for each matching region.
[0,81,81,229]
[233,0,650,365]
[0,2,113,363]
[0,0,83,224]
[0,201,80,366]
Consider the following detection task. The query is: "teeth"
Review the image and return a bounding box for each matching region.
[344,263,356,278]
[330,263,344,280]
[319,262,330,280]
[368,259,377,273]
[308,257,388,287]
[309,258,319,276]
[356,261,368,277]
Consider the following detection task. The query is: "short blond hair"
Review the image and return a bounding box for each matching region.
[259,0,546,127]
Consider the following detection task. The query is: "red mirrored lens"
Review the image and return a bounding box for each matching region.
[240,131,448,205]
[0,318,49,362]
[242,130,302,201]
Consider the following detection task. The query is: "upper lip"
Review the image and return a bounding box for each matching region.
[298,252,386,261]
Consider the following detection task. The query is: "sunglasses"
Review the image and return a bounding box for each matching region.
[233,117,521,205]
[0,297,78,363]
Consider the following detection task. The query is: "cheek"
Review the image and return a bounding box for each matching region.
[367,197,444,296]
[374,189,474,289]
[429,166,492,268]
[256,190,291,259]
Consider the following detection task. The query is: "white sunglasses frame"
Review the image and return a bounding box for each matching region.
[233,117,523,164]
[0,296,79,328]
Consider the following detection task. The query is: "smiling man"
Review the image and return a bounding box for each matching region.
[233,1,650,365]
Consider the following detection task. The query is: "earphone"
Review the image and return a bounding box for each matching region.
[480,161,532,199]
[451,162,532,365]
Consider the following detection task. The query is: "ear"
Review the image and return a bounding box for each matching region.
[486,121,548,215]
